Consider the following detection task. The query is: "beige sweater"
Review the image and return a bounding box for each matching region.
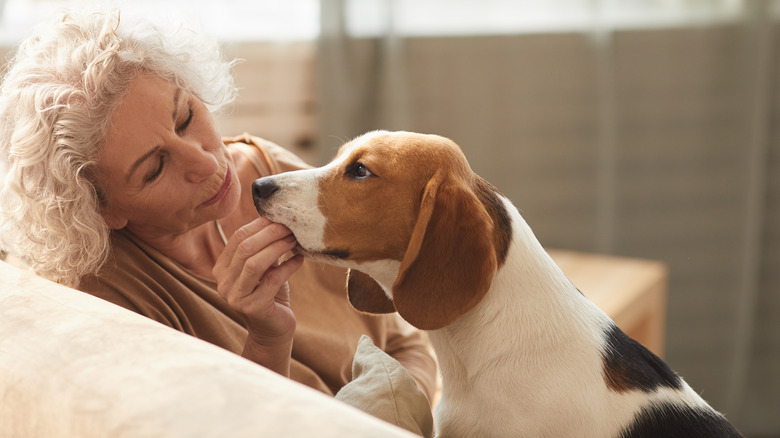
[78,134,437,400]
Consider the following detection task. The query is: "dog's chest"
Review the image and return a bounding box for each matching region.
[426,240,643,437]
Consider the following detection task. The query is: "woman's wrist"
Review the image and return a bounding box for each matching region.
[242,331,295,377]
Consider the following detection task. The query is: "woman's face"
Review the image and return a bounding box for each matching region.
[96,72,240,237]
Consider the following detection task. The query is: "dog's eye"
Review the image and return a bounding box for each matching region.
[347,162,374,180]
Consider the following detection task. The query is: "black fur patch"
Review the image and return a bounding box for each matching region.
[620,402,743,438]
[472,176,512,266]
[602,324,681,393]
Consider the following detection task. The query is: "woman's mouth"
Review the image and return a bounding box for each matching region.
[201,166,232,207]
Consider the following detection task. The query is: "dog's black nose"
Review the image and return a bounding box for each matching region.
[252,178,279,202]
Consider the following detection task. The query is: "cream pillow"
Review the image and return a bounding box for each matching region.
[336,335,434,438]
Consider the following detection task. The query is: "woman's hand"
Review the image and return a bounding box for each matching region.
[213,217,304,376]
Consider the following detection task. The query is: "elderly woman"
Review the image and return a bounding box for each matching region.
[0,10,436,402]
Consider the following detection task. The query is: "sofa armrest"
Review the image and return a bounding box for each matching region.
[0,261,416,438]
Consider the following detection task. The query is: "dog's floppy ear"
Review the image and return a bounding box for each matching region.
[347,269,396,314]
[392,171,498,330]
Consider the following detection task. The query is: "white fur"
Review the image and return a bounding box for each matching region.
[255,166,327,253]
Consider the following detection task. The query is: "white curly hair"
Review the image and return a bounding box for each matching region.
[0,10,238,286]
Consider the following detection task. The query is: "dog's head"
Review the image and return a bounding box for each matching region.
[253,131,511,330]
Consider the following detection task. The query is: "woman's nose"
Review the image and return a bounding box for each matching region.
[180,139,219,183]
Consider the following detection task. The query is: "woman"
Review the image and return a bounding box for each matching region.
[0,10,436,401]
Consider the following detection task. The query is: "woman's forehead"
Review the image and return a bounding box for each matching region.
[98,74,179,175]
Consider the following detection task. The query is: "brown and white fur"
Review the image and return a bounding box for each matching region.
[252,131,742,437]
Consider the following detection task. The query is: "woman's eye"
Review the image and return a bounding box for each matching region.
[144,155,166,183]
[176,108,194,134]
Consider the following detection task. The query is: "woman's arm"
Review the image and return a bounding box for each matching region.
[212,217,304,376]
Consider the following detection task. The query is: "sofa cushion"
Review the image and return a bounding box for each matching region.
[336,335,434,437]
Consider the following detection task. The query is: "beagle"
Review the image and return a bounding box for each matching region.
[252,131,742,437]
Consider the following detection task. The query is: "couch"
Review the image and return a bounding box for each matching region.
[0,260,420,437]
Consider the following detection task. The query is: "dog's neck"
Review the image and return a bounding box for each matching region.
[353,197,611,393]
[433,207,580,343]
[359,197,610,367]
[425,198,612,432]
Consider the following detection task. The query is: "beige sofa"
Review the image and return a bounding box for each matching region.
[0,260,418,438]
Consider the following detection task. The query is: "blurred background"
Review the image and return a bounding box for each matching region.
[1,0,778,436]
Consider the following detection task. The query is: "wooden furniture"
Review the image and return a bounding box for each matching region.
[548,249,669,358]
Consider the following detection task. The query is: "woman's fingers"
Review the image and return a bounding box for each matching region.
[213,217,303,309]
[214,217,268,279]
[233,234,297,298]
[236,254,304,320]
[216,217,283,271]
[214,218,294,288]
[256,254,304,301]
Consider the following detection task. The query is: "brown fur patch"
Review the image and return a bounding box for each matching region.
[391,170,498,330]
[321,132,499,329]
[347,269,395,314]
[318,133,470,264]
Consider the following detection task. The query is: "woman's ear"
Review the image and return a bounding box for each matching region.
[101,210,128,230]
[391,172,497,330]
[87,170,127,230]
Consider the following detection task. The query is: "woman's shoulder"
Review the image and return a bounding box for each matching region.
[77,231,246,347]
[224,133,312,176]
[77,231,183,326]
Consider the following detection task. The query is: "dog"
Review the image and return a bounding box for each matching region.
[252,131,742,437]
